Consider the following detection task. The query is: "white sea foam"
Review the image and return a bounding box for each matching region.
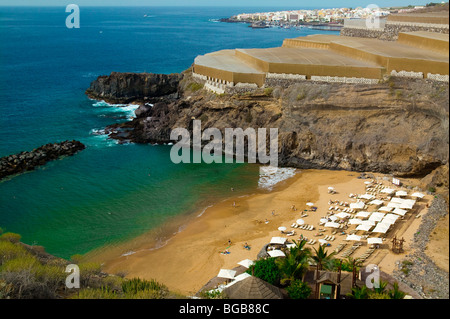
[92,100,139,120]
[121,251,136,257]
[258,166,298,190]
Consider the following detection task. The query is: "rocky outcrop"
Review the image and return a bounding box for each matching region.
[0,140,85,180]
[97,71,449,178]
[85,72,183,104]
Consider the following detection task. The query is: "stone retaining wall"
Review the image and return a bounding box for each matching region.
[341,22,449,41]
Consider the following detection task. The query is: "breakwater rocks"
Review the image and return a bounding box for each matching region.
[0,141,85,180]
[393,196,449,299]
[85,72,183,104]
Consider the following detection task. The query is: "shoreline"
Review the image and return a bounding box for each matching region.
[86,168,440,297]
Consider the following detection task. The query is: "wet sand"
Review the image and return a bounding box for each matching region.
[88,169,437,296]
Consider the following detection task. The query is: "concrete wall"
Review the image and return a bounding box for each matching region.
[398,32,449,54]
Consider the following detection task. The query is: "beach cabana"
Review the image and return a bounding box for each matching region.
[387,202,402,209]
[356,224,373,232]
[336,212,350,219]
[350,202,365,210]
[270,237,287,245]
[329,215,339,222]
[372,224,390,234]
[346,234,361,241]
[348,218,363,225]
[369,212,385,222]
[360,194,375,200]
[238,259,254,268]
[381,188,395,194]
[378,206,393,212]
[355,211,371,218]
[218,269,237,280]
[324,222,340,228]
[390,197,404,204]
[268,250,286,258]
[392,208,408,216]
[395,190,408,197]
[360,220,376,226]
[368,199,384,206]
[411,192,425,199]
[320,218,329,224]
[367,237,383,245]
[400,199,416,210]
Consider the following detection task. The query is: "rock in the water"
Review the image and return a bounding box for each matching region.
[0,140,86,180]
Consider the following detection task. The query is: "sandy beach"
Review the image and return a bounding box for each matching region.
[88,169,437,296]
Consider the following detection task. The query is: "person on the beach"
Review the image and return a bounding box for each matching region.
[231,187,234,192]
[271,210,275,216]
[228,239,232,246]
[265,219,269,224]
[232,201,236,208]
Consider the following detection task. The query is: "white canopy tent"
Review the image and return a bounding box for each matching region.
[268,250,286,258]
[387,202,402,209]
[411,192,425,199]
[355,211,371,218]
[270,237,287,245]
[379,206,394,212]
[218,269,237,280]
[360,220,376,226]
[320,218,329,224]
[324,222,340,228]
[350,202,365,210]
[390,197,404,204]
[328,215,339,222]
[237,259,254,268]
[369,199,384,206]
[367,237,383,245]
[381,188,395,194]
[369,212,386,222]
[395,190,408,197]
[392,208,408,216]
[360,194,375,200]
[400,199,416,210]
[335,212,351,219]
[356,224,373,232]
[349,218,363,225]
[372,224,390,233]
[346,234,362,241]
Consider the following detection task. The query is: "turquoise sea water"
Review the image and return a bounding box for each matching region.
[0,6,339,259]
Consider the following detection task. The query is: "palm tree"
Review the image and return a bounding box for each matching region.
[277,239,311,285]
[347,285,369,299]
[388,282,406,299]
[373,279,388,294]
[312,245,336,271]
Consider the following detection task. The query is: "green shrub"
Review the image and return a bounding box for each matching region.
[286,280,312,299]
[78,262,102,286]
[264,87,274,96]
[0,240,30,264]
[296,92,306,101]
[199,289,228,299]
[0,232,22,244]
[121,277,168,295]
[187,82,204,92]
[246,258,281,286]
[72,287,119,299]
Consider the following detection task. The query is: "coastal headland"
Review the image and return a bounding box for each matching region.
[84,20,449,298]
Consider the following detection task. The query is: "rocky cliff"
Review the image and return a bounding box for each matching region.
[85,72,183,104]
[87,70,449,178]
[0,140,85,180]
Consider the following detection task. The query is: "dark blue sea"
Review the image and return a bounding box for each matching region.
[0,6,338,259]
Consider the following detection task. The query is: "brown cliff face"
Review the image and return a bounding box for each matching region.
[89,71,449,178]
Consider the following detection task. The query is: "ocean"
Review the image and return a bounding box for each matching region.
[0,6,338,259]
